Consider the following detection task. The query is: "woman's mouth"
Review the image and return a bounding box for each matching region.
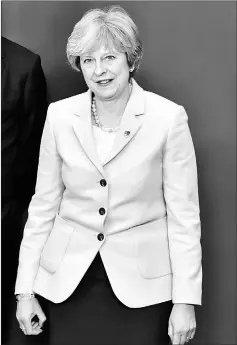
[96,79,113,86]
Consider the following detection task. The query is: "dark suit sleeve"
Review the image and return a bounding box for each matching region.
[15,56,48,223]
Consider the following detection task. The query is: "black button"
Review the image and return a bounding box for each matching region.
[100,179,107,187]
[124,131,131,137]
[99,207,106,215]
[97,233,104,241]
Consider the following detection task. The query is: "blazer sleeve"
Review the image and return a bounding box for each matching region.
[15,56,48,224]
[15,103,65,294]
[163,105,202,305]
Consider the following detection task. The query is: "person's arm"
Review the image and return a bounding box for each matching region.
[163,106,202,344]
[15,55,48,226]
[163,105,202,305]
[15,103,65,294]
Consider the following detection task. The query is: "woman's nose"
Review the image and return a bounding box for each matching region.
[94,60,106,75]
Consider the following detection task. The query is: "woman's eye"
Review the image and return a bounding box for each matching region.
[105,55,115,61]
[83,58,93,64]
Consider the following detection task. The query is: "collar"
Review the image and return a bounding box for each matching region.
[73,78,145,118]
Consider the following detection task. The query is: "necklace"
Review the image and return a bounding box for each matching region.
[91,97,120,133]
[91,83,132,133]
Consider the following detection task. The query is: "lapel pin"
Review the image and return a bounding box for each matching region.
[124,131,131,138]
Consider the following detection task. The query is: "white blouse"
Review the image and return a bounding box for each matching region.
[92,125,117,164]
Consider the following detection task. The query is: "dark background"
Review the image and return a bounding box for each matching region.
[1,1,236,344]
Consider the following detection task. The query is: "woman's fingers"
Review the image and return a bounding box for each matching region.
[168,322,174,343]
[172,333,181,344]
[22,318,34,335]
[180,332,187,344]
[32,327,43,335]
[16,298,45,336]
[33,297,47,328]
[31,321,43,333]
[20,318,42,335]
[32,321,39,329]
[19,321,27,335]
[189,327,196,340]
[37,310,47,328]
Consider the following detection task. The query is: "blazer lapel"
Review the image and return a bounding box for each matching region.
[72,79,145,172]
[72,90,105,176]
[103,79,145,166]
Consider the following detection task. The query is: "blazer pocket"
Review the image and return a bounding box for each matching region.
[136,217,172,279]
[40,214,74,273]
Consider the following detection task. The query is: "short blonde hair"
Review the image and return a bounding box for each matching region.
[66,5,143,78]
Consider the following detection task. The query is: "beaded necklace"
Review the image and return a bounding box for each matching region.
[91,83,132,133]
[91,97,119,133]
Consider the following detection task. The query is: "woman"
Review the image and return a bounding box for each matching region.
[15,5,202,345]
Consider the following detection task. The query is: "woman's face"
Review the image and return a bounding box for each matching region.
[80,43,131,102]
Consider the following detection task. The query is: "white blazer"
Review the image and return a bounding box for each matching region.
[15,79,202,307]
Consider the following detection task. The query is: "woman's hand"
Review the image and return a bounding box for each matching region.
[168,303,196,345]
[16,297,46,335]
